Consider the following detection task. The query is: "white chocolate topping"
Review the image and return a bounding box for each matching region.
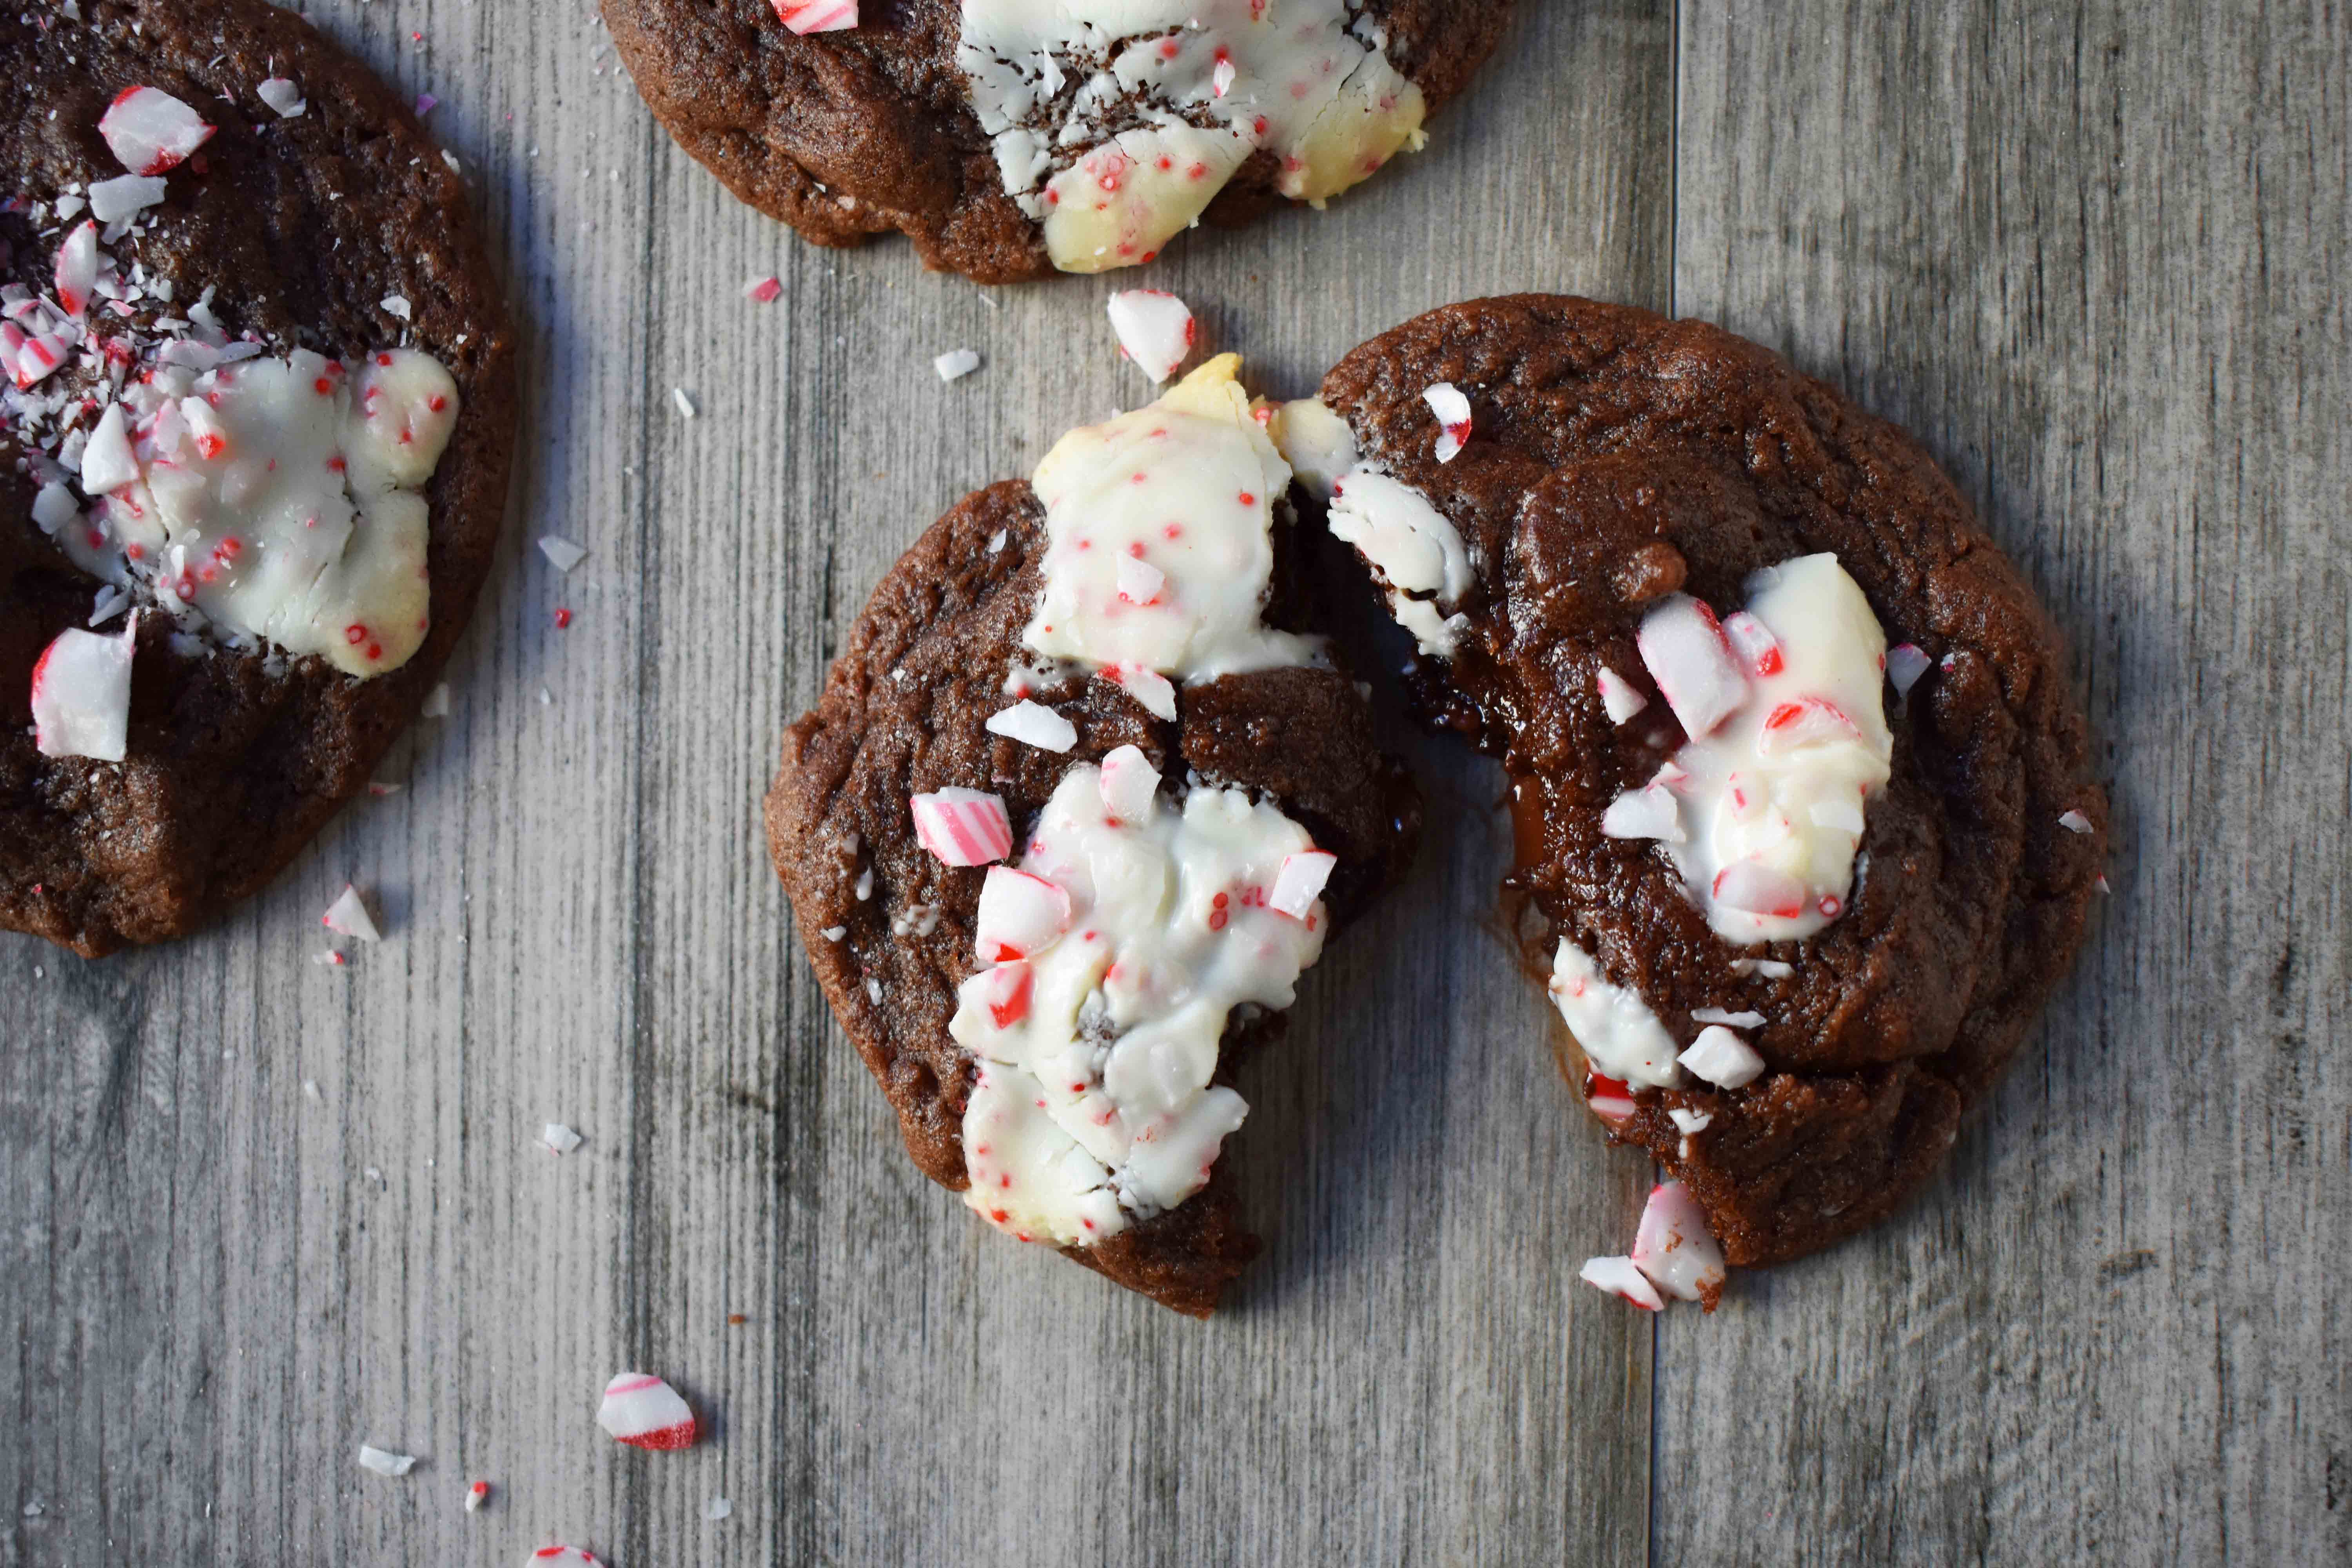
[48,347,457,677]
[1615,554,1894,943]
[953,757,1329,1246]
[957,0,1426,271]
[1020,355,1319,683]
[1548,937,1682,1089]
[14,221,459,679]
[1323,464,1470,657]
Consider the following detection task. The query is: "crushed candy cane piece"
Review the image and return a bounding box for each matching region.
[542,1123,583,1154]
[1691,1007,1766,1028]
[539,536,589,572]
[1602,780,1683,844]
[2058,809,2093,835]
[322,885,381,942]
[1105,289,1195,383]
[1423,381,1472,463]
[99,86,214,175]
[1096,744,1160,820]
[706,1497,733,1522]
[53,220,97,317]
[984,699,1077,753]
[597,1372,701,1451]
[1596,666,1648,724]
[1633,1180,1728,1307]
[1579,1254,1663,1311]
[1730,957,1795,979]
[1678,1025,1764,1089]
[933,347,981,382]
[79,403,139,492]
[31,613,137,762]
[671,387,698,418]
[742,274,782,304]
[1106,663,1176,722]
[415,94,439,117]
[1268,849,1336,920]
[910,788,1013,866]
[1585,1072,1638,1125]
[1886,642,1931,697]
[1668,1107,1713,1135]
[87,172,165,223]
[772,0,857,33]
[381,294,413,321]
[1114,554,1167,606]
[357,1445,417,1477]
[974,865,1071,962]
[314,949,347,967]
[528,1547,603,1566]
[1638,595,1747,739]
[1711,859,1808,920]
[257,77,307,118]
[465,1480,491,1512]
[1721,610,1784,676]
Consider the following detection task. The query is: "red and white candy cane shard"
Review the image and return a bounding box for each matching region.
[1710,860,1807,921]
[53,221,97,318]
[974,958,1034,1029]
[974,865,1072,963]
[528,1547,602,1566]
[1268,849,1336,920]
[322,884,383,942]
[597,1372,701,1451]
[30,612,137,762]
[1423,381,1472,463]
[1633,1180,1728,1307]
[464,1480,491,1513]
[1114,553,1167,606]
[1884,641,1931,698]
[1756,696,1860,754]
[1677,1024,1766,1089]
[1637,595,1747,739]
[771,0,857,32]
[2058,809,2094,835]
[1096,744,1160,821]
[1107,663,1176,722]
[1595,665,1648,724]
[1584,1073,1638,1127]
[1104,290,1195,383]
[742,274,782,304]
[909,787,1014,866]
[1601,781,1683,844]
[984,698,1078,753]
[1720,610,1784,676]
[98,85,215,175]
[1579,1254,1664,1311]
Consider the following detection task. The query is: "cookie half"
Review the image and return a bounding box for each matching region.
[605,0,1516,282]
[1281,296,2108,1277]
[0,0,518,955]
[765,357,1418,1314]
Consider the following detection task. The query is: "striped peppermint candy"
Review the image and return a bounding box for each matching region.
[98,85,215,176]
[596,1371,699,1451]
[772,0,857,34]
[910,788,1014,867]
[526,1548,603,1566]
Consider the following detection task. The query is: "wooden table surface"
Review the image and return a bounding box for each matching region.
[4,1,2345,1563]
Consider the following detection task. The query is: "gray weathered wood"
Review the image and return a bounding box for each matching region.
[3,2,1678,1564]
[1663,2,2349,1563]
[9,0,2345,1561]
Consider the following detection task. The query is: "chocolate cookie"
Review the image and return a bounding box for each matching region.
[765,358,1417,1314]
[0,0,518,956]
[1282,296,2107,1275]
[605,0,1515,283]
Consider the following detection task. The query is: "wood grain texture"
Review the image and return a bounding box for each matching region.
[5,0,2342,1562]
[2,2,1677,1564]
[1664,2,2349,1564]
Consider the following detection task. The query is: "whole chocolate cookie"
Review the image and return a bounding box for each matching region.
[1284,296,2107,1274]
[0,0,517,956]
[766,359,1418,1314]
[605,0,1515,282]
